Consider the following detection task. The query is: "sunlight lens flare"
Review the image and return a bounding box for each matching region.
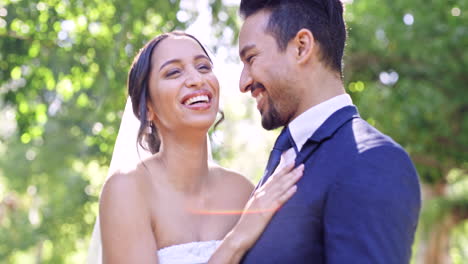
[188,208,278,215]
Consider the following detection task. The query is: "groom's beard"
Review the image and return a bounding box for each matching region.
[261,96,286,130]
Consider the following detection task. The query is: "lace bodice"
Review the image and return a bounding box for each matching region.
[157,240,221,264]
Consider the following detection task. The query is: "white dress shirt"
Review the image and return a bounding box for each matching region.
[276,94,354,172]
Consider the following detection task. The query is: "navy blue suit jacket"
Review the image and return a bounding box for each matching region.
[241,106,421,264]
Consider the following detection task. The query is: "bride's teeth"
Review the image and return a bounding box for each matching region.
[184,95,209,105]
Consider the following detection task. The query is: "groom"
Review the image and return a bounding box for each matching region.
[238,0,421,263]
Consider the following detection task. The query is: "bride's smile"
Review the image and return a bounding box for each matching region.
[181,89,213,110]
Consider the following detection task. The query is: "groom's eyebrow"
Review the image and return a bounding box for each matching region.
[240,44,255,60]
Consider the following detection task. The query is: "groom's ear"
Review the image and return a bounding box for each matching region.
[291,29,315,65]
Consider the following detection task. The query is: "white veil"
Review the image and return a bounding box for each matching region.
[87,97,150,263]
[87,97,213,263]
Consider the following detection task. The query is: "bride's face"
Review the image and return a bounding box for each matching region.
[147,36,220,132]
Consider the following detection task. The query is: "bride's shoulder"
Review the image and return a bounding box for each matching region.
[102,169,139,193]
[102,155,161,192]
[99,167,151,212]
[99,169,153,240]
[208,163,254,194]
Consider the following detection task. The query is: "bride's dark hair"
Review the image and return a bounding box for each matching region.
[127,31,214,154]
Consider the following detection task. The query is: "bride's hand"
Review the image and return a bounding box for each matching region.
[229,162,304,251]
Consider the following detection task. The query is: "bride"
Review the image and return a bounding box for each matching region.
[91,31,304,263]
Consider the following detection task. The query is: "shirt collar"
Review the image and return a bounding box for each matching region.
[288,94,354,152]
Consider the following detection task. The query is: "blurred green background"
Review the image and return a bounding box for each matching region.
[0,0,466,263]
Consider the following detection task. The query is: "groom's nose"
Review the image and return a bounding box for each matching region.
[239,67,253,93]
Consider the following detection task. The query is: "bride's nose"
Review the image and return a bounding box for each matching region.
[184,67,203,88]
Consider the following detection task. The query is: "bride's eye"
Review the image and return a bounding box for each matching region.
[197,63,212,73]
[166,68,181,78]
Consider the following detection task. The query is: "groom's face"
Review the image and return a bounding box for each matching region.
[239,10,299,130]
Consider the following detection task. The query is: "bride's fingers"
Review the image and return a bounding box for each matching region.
[263,164,304,194]
[249,164,304,213]
[264,163,296,189]
[272,162,295,177]
[265,162,295,183]
[263,184,298,214]
[281,164,304,188]
[272,170,302,203]
[254,165,303,211]
[277,161,295,175]
[276,185,298,206]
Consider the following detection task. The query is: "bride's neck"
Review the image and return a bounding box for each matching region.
[157,130,210,194]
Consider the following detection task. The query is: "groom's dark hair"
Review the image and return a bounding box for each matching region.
[240,0,347,75]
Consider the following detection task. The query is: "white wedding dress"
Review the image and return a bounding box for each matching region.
[157,240,221,264]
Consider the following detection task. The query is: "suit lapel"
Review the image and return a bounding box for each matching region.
[255,106,360,191]
[295,106,360,166]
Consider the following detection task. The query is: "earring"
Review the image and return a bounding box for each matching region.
[147,121,154,134]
